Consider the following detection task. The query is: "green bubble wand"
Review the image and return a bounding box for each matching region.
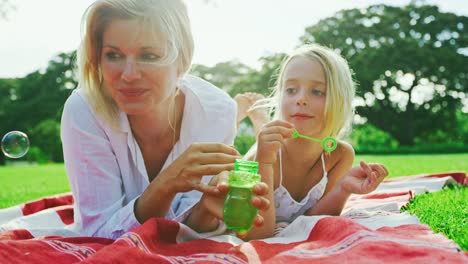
[291,128,337,152]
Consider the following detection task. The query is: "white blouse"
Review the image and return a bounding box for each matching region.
[274,149,328,223]
[61,75,237,239]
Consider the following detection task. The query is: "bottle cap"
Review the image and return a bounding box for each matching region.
[234,159,259,174]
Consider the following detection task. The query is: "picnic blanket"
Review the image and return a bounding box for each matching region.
[0,172,467,263]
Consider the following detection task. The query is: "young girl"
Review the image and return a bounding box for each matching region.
[240,44,389,240]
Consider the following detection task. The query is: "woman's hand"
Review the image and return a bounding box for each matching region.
[338,161,389,194]
[256,120,294,164]
[136,143,240,224]
[187,171,270,234]
[162,143,241,195]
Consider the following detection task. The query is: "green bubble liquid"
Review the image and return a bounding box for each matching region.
[223,160,261,234]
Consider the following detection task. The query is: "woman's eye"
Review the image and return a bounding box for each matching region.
[140,53,160,62]
[104,52,123,60]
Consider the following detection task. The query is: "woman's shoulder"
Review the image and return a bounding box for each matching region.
[182,74,236,120]
[183,75,235,108]
[63,88,93,115]
[62,88,104,129]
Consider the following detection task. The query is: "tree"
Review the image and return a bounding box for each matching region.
[229,53,286,97]
[191,60,252,93]
[0,52,77,163]
[300,3,468,145]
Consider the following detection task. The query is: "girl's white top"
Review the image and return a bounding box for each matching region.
[274,148,328,223]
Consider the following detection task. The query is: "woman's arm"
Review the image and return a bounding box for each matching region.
[62,92,149,239]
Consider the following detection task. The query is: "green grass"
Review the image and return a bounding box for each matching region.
[402,184,467,250]
[353,153,468,178]
[0,154,467,250]
[0,163,70,207]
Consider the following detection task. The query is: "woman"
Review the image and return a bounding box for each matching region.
[61,0,269,239]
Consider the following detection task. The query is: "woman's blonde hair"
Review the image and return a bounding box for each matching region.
[77,0,194,128]
[255,44,356,139]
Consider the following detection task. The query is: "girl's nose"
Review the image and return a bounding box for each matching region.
[296,94,308,106]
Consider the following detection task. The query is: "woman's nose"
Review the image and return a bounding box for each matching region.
[121,58,141,82]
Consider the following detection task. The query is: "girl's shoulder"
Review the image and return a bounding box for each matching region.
[324,140,355,170]
[336,140,355,159]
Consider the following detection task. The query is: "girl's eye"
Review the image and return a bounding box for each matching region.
[104,52,123,61]
[311,88,325,96]
[285,87,297,94]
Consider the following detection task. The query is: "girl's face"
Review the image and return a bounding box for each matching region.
[280,56,327,137]
[100,18,179,116]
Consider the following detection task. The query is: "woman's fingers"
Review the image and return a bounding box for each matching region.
[215,171,230,194]
[181,164,236,180]
[193,152,240,165]
[191,181,220,195]
[190,143,240,156]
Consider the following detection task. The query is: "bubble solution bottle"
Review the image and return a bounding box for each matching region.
[223,159,261,235]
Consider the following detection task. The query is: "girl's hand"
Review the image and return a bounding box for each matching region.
[256,120,294,164]
[189,171,270,233]
[339,161,389,194]
[162,143,241,195]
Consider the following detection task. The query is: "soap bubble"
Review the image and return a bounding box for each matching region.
[1,131,30,158]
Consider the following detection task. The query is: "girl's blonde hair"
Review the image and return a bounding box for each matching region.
[77,0,194,128]
[256,44,355,138]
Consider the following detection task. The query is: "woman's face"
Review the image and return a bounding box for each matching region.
[100,18,179,115]
[280,56,327,137]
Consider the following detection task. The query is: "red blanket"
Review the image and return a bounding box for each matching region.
[1,172,467,263]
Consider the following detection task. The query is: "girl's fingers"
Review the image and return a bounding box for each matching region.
[360,161,373,177]
[253,214,264,227]
[369,171,377,186]
[261,125,295,138]
[259,133,286,144]
[252,182,269,196]
[369,164,388,179]
[263,120,294,130]
[251,196,270,211]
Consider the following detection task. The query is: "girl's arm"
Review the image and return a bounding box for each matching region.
[305,144,389,216]
[305,142,355,216]
[242,162,277,240]
[242,120,294,240]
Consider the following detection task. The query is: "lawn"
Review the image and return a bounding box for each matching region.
[0,153,467,249]
[0,163,70,207]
